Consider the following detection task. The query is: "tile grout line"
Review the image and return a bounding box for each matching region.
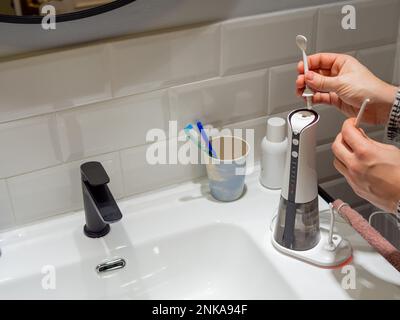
[218,22,224,77]
[116,150,126,199]
[3,179,17,227]
[264,69,270,115]
[313,4,321,53]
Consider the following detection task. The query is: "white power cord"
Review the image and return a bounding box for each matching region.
[327,203,335,248]
[369,210,400,230]
[325,202,350,251]
[368,211,388,225]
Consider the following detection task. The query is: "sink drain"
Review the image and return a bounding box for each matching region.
[96,258,126,273]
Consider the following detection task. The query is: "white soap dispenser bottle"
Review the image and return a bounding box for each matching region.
[260,117,288,189]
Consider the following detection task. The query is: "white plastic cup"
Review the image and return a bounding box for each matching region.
[205,136,249,202]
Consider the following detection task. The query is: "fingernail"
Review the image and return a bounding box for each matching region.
[305,71,314,80]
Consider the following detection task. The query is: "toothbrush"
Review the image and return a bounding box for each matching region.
[296,35,314,110]
[355,98,370,128]
[196,120,218,158]
[184,124,211,155]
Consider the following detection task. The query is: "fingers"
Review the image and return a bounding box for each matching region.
[333,146,364,200]
[296,71,341,95]
[332,132,354,165]
[297,53,341,74]
[296,73,338,90]
[333,157,348,177]
[312,92,340,106]
[296,76,341,107]
[304,71,341,92]
[318,69,332,77]
[341,118,370,153]
[296,74,305,95]
[297,53,344,93]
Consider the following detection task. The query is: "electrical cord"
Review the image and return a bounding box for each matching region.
[369,210,400,229]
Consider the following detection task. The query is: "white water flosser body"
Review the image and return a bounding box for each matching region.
[274,109,320,251]
[271,34,352,267]
[271,108,352,267]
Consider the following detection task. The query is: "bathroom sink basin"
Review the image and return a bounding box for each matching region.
[0,224,297,299]
[1,167,399,300]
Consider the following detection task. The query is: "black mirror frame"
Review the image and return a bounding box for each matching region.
[0,0,136,24]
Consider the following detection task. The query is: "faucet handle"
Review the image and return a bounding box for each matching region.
[81,162,110,186]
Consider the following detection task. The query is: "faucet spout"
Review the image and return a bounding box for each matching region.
[81,162,122,238]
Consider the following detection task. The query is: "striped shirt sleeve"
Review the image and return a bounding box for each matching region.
[386,88,400,142]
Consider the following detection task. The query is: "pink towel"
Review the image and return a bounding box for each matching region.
[333,199,400,272]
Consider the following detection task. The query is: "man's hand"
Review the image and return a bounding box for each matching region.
[332,118,400,213]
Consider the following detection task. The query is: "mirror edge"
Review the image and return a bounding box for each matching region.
[0,0,136,24]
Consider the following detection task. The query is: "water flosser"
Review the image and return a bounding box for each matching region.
[273,109,320,250]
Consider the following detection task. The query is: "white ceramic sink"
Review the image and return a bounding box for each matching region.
[0,166,399,299]
[0,224,296,299]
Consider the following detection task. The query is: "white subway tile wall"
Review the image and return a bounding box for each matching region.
[0,0,399,229]
[57,90,170,161]
[121,139,205,197]
[169,70,268,130]
[7,152,123,224]
[223,116,269,162]
[0,114,63,178]
[221,8,317,75]
[0,180,14,229]
[110,25,221,97]
[356,44,397,83]
[316,0,400,52]
[268,63,300,115]
[0,45,111,123]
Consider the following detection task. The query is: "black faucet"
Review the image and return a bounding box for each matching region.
[81,161,122,238]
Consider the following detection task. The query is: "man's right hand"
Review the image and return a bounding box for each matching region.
[296,53,398,125]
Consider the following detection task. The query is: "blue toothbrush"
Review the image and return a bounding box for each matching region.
[196,121,217,158]
[184,124,210,155]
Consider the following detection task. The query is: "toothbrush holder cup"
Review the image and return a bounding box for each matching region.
[205,136,249,202]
